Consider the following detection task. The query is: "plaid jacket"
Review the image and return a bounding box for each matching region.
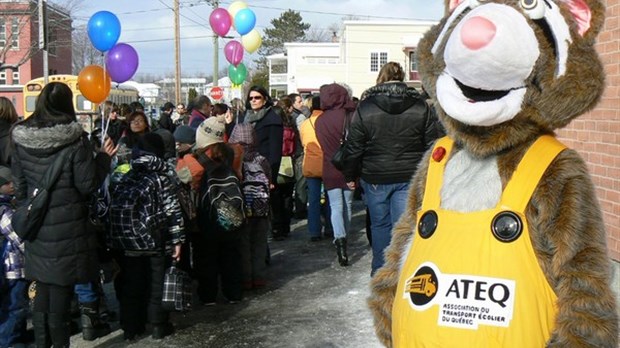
[108,155,185,254]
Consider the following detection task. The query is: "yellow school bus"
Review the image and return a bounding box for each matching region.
[23,74,139,119]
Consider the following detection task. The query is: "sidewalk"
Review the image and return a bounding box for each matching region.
[70,200,383,348]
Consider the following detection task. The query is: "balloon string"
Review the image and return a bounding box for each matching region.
[101,51,108,147]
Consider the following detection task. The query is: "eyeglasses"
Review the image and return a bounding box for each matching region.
[130,118,145,124]
[249,95,263,101]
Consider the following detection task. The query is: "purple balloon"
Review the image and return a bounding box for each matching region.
[210,8,232,37]
[105,43,139,83]
[224,40,244,66]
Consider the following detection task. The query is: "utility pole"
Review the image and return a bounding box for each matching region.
[174,0,181,104]
[212,0,219,87]
[38,0,48,84]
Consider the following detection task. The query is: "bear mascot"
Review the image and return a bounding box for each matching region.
[368,0,619,347]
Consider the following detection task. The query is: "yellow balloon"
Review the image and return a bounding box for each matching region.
[228,1,248,29]
[242,29,262,53]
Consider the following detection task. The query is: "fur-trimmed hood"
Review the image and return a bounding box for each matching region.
[361,82,421,115]
[12,122,83,154]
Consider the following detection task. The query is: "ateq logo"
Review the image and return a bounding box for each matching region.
[405,265,438,306]
[402,262,516,329]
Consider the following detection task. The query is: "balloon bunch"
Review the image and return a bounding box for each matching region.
[209,1,262,86]
[78,11,140,105]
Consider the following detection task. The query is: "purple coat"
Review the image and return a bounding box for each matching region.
[315,84,356,190]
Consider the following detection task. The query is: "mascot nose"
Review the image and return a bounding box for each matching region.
[460,16,497,50]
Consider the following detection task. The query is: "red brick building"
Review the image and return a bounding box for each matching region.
[0,0,72,116]
[557,0,620,261]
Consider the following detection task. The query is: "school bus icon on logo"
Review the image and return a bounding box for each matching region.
[407,274,437,297]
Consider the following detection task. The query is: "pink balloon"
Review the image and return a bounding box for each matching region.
[209,8,232,37]
[224,40,244,66]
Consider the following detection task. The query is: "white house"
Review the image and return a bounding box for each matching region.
[121,81,160,105]
[268,20,437,98]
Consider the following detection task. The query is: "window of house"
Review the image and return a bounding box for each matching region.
[409,51,418,72]
[0,19,6,48]
[0,72,6,85]
[12,70,19,85]
[10,17,18,48]
[370,51,388,72]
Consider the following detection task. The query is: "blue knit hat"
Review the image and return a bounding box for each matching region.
[173,125,196,145]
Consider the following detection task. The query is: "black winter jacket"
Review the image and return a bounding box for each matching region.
[11,121,111,286]
[342,82,441,184]
[245,107,283,181]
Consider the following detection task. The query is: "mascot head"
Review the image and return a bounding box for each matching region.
[417,0,605,157]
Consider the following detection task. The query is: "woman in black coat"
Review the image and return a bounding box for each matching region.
[11,82,115,347]
[243,86,283,181]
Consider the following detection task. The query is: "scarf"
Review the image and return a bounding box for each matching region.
[244,106,271,124]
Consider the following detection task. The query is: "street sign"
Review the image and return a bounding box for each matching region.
[210,87,224,101]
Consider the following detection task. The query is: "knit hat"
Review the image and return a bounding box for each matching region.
[173,125,196,145]
[135,132,166,158]
[0,166,11,187]
[194,117,225,149]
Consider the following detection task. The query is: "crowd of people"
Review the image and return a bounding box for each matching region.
[0,61,442,347]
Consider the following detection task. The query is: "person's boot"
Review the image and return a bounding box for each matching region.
[32,312,50,348]
[335,238,349,266]
[80,301,111,341]
[149,305,174,340]
[47,313,71,348]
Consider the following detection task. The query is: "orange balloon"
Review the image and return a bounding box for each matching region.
[77,65,111,104]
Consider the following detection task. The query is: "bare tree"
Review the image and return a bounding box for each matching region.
[72,24,102,74]
[305,26,331,43]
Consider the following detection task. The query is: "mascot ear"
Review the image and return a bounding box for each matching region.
[565,0,592,36]
[448,0,466,12]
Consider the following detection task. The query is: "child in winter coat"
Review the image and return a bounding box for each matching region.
[108,133,185,341]
[229,123,272,289]
[178,117,244,304]
[0,166,28,348]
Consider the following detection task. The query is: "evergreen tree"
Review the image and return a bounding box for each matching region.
[188,88,198,102]
[259,10,311,57]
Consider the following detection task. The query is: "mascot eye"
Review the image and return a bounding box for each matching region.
[520,0,545,19]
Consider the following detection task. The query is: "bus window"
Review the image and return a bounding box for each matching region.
[25,96,37,113]
[76,95,93,112]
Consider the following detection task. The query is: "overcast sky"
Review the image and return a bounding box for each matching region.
[72,0,444,78]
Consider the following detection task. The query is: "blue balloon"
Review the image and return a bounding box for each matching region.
[87,11,121,52]
[234,8,256,36]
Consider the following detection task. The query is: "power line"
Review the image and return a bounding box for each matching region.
[72,2,434,23]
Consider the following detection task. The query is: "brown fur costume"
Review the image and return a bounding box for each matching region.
[368,0,619,347]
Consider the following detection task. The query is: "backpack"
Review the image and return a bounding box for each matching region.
[241,156,270,217]
[197,154,246,232]
[282,125,296,156]
[108,171,167,251]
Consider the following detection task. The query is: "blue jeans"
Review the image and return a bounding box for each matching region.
[307,177,331,238]
[75,282,99,303]
[0,278,28,348]
[327,188,353,241]
[361,180,410,275]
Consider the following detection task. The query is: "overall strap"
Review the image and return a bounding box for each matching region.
[500,135,566,212]
[421,136,454,209]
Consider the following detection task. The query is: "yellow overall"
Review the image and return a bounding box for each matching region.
[392,136,565,347]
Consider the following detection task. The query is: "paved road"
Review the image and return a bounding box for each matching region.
[70,200,383,348]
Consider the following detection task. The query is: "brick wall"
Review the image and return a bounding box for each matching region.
[556,0,620,261]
